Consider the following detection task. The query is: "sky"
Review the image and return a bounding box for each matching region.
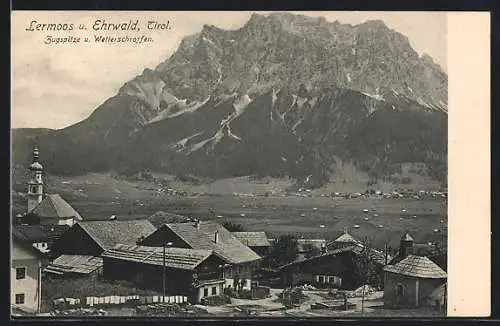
[11,11,447,129]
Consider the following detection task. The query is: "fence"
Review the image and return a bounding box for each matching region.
[54,295,188,308]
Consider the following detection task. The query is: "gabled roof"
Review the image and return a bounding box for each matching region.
[334,231,358,243]
[278,246,355,271]
[13,224,70,243]
[77,220,156,251]
[383,255,447,279]
[232,232,270,247]
[31,194,83,221]
[44,255,103,275]
[158,221,261,264]
[101,243,214,270]
[401,232,415,242]
[278,242,392,271]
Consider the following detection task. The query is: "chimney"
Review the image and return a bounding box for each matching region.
[399,232,414,259]
[214,231,219,243]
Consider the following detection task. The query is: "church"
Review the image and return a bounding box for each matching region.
[21,146,83,227]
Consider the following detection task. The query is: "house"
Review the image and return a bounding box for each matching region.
[11,232,42,314]
[232,232,271,257]
[389,232,446,271]
[12,224,70,260]
[53,220,157,257]
[277,242,391,290]
[44,255,103,278]
[22,146,83,227]
[101,244,227,303]
[138,220,261,290]
[383,255,447,308]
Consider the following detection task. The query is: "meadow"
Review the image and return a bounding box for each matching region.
[68,195,446,249]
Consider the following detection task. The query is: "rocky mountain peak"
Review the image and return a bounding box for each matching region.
[12,13,448,188]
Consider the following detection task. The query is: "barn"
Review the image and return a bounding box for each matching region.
[101,244,227,303]
[138,220,261,290]
[52,220,157,257]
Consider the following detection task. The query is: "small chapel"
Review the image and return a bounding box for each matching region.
[21,146,83,227]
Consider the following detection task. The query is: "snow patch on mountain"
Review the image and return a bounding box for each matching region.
[361,92,384,101]
[233,94,252,114]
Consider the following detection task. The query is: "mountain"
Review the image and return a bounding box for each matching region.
[12,13,448,189]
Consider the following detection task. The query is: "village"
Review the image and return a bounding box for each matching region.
[11,147,447,317]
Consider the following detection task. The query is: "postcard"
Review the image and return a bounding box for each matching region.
[10,10,490,318]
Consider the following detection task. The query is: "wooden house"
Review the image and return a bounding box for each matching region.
[383,255,447,308]
[277,243,391,290]
[101,244,226,303]
[52,220,156,257]
[232,232,271,257]
[139,220,261,290]
[11,233,42,314]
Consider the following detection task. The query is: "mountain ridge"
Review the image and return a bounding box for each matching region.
[12,13,447,189]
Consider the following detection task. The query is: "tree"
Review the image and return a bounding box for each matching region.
[353,237,380,313]
[222,221,246,232]
[268,235,299,268]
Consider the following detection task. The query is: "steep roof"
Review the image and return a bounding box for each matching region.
[384,255,447,279]
[401,232,415,242]
[101,243,213,270]
[31,194,83,221]
[334,231,358,243]
[232,232,270,247]
[278,242,392,271]
[77,220,156,251]
[13,224,70,243]
[44,255,103,275]
[278,246,355,270]
[162,221,261,264]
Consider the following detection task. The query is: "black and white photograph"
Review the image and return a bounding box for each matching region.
[10,10,484,318]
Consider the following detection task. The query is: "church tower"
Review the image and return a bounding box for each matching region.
[27,146,44,213]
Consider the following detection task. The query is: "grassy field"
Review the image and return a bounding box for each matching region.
[64,196,446,249]
[12,172,446,249]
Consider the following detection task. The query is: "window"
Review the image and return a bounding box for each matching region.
[318,276,324,283]
[203,288,208,297]
[212,287,217,295]
[396,284,405,296]
[16,267,26,280]
[15,294,25,304]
